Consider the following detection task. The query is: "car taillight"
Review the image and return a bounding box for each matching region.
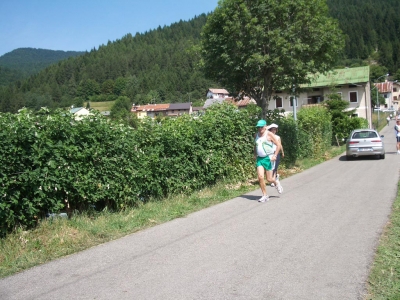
[349,141,359,144]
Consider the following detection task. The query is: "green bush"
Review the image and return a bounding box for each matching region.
[265,111,299,168]
[0,102,348,236]
[0,104,256,235]
[297,106,332,158]
[324,97,369,142]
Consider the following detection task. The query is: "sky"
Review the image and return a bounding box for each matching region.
[0,0,219,57]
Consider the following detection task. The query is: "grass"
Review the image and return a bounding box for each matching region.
[1,143,399,299]
[84,100,115,112]
[365,181,400,299]
[372,111,393,132]
[0,180,259,278]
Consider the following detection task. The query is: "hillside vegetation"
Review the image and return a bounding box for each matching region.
[0,0,399,113]
[329,0,400,72]
[0,48,84,86]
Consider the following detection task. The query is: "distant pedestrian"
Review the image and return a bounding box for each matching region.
[387,116,390,126]
[254,120,283,203]
[395,119,400,154]
[268,124,284,187]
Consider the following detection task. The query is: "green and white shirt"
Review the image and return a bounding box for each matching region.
[255,133,275,157]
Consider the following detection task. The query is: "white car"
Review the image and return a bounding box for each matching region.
[382,109,396,113]
[345,129,385,160]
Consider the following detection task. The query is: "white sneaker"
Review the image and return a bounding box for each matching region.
[276,183,283,194]
[273,174,281,188]
[258,195,269,202]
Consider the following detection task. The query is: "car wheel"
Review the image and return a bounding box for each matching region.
[380,153,385,159]
[346,155,353,160]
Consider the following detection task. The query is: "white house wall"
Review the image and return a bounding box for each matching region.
[269,83,372,128]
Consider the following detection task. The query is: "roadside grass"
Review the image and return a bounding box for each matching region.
[84,101,115,112]
[372,111,392,132]
[365,181,400,300]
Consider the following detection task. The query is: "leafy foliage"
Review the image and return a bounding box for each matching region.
[200,0,344,118]
[327,0,400,73]
[324,94,369,142]
[297,106,332,158]
[0,104,256,235]
[323,93,368,144]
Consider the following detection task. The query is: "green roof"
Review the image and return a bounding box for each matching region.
[301,66,370,88]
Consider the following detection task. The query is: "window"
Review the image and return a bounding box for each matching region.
[289,96,298,107]
[307,95,323,104]
[349,91,358,103]
[394,88,397,92]
[313,88,320,91]
[394,96,398,100]
[384,94,388,98]
[275,97,283,108]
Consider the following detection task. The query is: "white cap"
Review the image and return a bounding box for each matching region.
[268,123,278,130]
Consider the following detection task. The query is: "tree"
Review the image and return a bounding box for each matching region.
[370,87,385,108]
[101,79,115,95]
[324,94,368,142]
[201,0,344,118]
[110,96,139,127]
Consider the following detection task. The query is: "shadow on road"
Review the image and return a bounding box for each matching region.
[338,153,394,161]
[241,194,280,201]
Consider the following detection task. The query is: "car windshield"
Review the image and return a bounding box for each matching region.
[352,131,377,139]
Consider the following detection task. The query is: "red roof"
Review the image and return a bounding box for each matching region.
[209,88,229,94]
[225,97,256,107]
[375,82,393,93]
[131,104,169,112]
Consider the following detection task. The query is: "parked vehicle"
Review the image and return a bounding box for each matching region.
[345,129,385,160]
[382,109,396,113]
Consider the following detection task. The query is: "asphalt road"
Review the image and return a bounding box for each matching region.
[1,123,399,300]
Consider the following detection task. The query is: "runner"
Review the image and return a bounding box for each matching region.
[254,120,283,202]
[395,119,400,154]
[268,124,284,187]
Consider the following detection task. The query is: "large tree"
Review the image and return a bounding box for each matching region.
[201,0,345,118]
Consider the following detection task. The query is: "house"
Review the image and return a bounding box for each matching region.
[131,103,169,119]
[131,102,193,119]
[392,81,400,111]
[206,88,230,99]
[166,102,192,117]
[69,107,92,120]
[375,80,400,111]
[270,66,372,128]
[203,98,225,109]
[192,106,205,116]
[225,96,257,109]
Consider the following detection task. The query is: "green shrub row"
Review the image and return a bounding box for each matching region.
[0,103,360,236]
[0,104,257,235]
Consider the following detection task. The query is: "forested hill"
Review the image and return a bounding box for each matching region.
[327,0,400,71]
[0,15,215,112]
[0,48,84,85]
[0,0,399,113]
